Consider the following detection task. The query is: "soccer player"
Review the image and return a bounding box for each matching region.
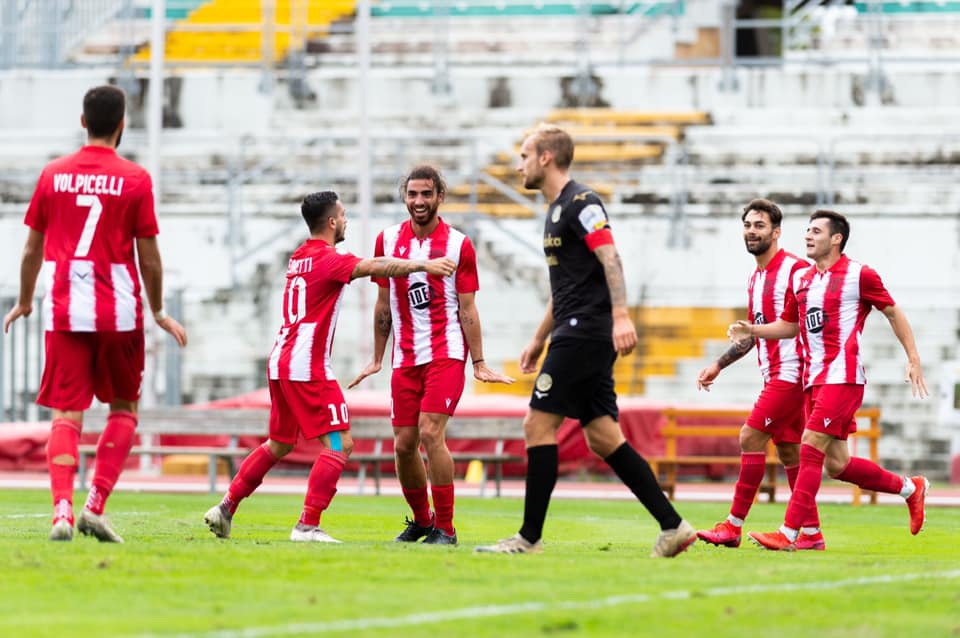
[728,210,929,550]
[348,164,513,546]
[696,199,824,550]
[3,85,188,543]
[475,125,696,557]
[203,191,456,542]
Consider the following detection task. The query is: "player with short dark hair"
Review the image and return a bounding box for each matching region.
[204,191,457,542]
[4,84,187,543]
[696,198,824,550]
[475,125,696,557]
[728,210,930,550]
[349,164,513,546]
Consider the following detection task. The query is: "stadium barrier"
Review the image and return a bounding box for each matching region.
[655,406,882,505]
[77,408,523,496]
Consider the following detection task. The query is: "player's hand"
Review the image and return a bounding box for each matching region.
[612,312,637,357]
[697,362,721,392]
[158,315,188,347]
[473,362,515,384]
[519,338,546,374]
[3,303,32,334]
[727,320,753,343]
[905,361,929,399]
[424,258,456,277]
[348,360,382,389]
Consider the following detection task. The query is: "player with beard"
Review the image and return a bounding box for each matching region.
[695,199,825,550]
[350,165,513,546]
[475,125,695,557]
[729,210,929,550]
[204,191,456,542]
[4,85,187,543]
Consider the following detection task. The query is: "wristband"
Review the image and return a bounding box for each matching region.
[154,309,168,322]
[472,359,484,365]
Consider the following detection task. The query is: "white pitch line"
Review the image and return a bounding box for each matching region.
[130,569,960,638]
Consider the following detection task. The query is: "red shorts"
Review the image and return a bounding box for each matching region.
[37,330,144,411]
[390,358,466,427]
[268,379,350,445]
[744,379,805,445]
[804,384,863,440]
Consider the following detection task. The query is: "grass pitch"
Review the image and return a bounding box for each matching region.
[1,488,957,638]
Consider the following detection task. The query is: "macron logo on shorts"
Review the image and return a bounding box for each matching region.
[764,417,772,427]
[445,398,451,408]
[823,417,831,428]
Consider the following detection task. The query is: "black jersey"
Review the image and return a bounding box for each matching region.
[543,180,613,341]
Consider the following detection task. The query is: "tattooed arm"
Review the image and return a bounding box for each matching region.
[593,243,637,356]
[696,337,754,391]
[350,256,455,280]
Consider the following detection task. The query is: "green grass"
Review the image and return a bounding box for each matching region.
[1,489,958,638]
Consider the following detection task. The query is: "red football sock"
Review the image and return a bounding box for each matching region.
[224,443,279,514]
[834,456,903,494]
[784,444,825,531]
[730,452,766,521]
[85,411,137,515]
[785,463,820,529]
[299,449,347,527]
[431,483,455,535]
[48,418,82,517]
[402,486,432,527]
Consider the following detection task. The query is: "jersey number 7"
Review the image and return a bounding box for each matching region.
[74,194,103,258]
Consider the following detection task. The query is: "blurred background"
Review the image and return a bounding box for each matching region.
[1,0,958,480]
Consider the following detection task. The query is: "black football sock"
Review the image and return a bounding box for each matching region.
[518,444,559,544]
[605,442,682,531]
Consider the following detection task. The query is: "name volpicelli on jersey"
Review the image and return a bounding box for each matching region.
[52,173,125,196]
[287,256,313,275]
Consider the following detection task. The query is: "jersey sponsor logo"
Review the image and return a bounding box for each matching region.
[543,234,562,248]
[545,255,559,266]
[551,205,562,223]
[577,204,607,234]
[805,307,825,333]
[407,281,432,310]
[535,373,553,393]
[52,173,125,197]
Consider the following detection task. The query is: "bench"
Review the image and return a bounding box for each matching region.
[653,406,882,505]
[77,408,524,496]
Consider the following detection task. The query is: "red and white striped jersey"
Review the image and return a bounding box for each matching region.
[267,239,362,382]
[373,218,479,368]
[24,146,159,332]
[781,254,895,388]
[747,249,807,384]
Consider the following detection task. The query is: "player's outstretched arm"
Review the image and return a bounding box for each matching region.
[350,257,455,280]
[880,305,929,399]
[593,244,637,356]
[696,338,754,391]
[728,318,797,343]
[136,237,187,347]
[520,298,554,374]
[3,229,44,334]
[458,292,514,385]
[348,286,392,389]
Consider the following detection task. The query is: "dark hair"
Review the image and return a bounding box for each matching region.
[301,191,340,232]
[741,198,783,228]
[400,164,446,199]
[810,209,850,252]
[532,125,574,170]
[83,85,126,139]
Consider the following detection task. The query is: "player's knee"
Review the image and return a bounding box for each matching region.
[776,444,800,467]
[739,425,768,452]
[418,427,445,450]
[824,456,847,477]
[393,432,419,458]
[267,440,294,458]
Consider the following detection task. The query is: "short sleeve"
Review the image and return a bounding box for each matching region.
[780,274,800,322]
[371,231,388,288]
[324,250,363,284]
[455,237,479,294]
[23,170,48,233]
[860,265,895,310]
[133,173,160,238]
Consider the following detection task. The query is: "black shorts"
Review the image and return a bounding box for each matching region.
[528,337,619,426]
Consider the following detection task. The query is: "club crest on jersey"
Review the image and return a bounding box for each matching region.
[550,205,562,223]
[407,281,432,310]
[805,307,825,334]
